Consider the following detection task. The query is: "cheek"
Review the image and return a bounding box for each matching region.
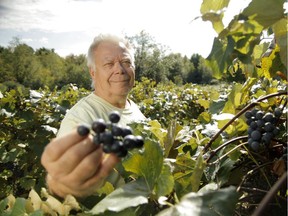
[95,71,109,83]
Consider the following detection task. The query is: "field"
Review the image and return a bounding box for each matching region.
[0,78,287,215]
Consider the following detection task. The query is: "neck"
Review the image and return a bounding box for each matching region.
[94,91,128,108]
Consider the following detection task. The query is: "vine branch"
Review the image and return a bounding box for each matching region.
[203,91,287,152]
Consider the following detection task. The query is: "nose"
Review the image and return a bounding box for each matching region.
[113,62,125,74]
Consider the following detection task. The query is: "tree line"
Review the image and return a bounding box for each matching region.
[0,31,245,90]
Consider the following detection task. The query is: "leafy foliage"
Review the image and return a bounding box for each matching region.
[0,0,287,215]
[0,84,89,199]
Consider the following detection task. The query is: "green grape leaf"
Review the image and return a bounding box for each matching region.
[273,18,287,68]
[163,120,183,157]
[28,210,43,216]
[156,186,239,216]
[173,154,196,198]
[198,111,211,124]
[122,137,163,189]
[191,153,206,192]
[200,0,229,14]
[242,0,285,28]
[147,120,167,146]
[90,178,149,214]
[96,181,114,195]
[201,12,224,34]
[154,162,174,198]
[9,198,27,216]
[207,36,235,78]
[0,197,8,213]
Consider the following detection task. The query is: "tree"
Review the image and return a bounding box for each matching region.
[127,30,169,83]
[164,53,194,85]
[187,54,213,84]
[35,48,65,88]
[63,54,91,89]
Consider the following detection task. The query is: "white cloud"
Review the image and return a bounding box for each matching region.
[22,38,33,43]
[39,37,48,44]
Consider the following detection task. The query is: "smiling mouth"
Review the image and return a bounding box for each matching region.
[110,79,130,83]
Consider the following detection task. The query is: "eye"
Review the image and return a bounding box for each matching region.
[121,59,132,67]
[104,62,114,68]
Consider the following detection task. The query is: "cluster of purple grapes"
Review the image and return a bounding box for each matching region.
[77,111,144,157]
[245,107,282,151]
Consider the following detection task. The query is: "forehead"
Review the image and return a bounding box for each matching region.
[95,41,131,60]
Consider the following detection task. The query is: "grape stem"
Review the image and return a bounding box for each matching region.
[239,187,287,202]
[203,91,288,152]
[206,135,248,163]
[208,142,247,165]
[237,161,274,191]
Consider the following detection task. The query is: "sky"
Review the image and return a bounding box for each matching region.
[0,0,253,58]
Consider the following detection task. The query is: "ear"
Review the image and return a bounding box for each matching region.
[89,67,95,79]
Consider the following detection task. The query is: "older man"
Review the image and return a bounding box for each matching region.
[41,33,146,198]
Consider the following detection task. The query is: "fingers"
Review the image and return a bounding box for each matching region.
[48,136,100,177]
[82,154,121,189]
[46,153,121,198]
[64,147,105,184]
[42,128,87,163]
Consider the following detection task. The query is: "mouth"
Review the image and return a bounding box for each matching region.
[110,79,130,83]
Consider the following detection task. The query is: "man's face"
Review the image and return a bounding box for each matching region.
[91,41,135,99]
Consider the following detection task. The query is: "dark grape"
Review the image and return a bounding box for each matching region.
[263,113,274,122]
[77,124,90,136]
[256,110,264,120]
[274,108,282,118]
[101,131,114,144]
[123,135,137,149]
[93,134,102,145]
[264,122,275,132]
[251,130,261,141]
[245,111,253,119]
[92,119,106,133]
[246,118,253,125]
[109,111,121,123]
[248,127,254,135]
[111,125,123,136]
[256,119,265,127]
[135,135,144,148]
[110,140,123,153]
[273,127,280,136]
[102,143,112,153]
[251,108,259,116]
[122,126,133,137]
[116,148,128,157]
[248,138,254,145]
[251,141,260,151]
[262,133,272,145]
[250,121,258,129]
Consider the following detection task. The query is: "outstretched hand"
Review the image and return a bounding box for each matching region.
[41,129,120,198]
